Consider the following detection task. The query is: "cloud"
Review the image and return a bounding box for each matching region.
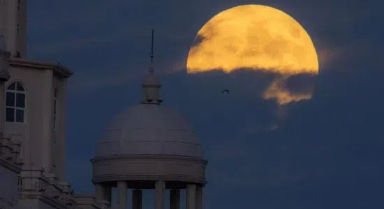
[263,74,316,105]
[317,47,344,69]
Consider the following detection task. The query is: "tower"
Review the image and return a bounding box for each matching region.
[0,1,78,208]
[0,0,27,57]
[0,0,71,180]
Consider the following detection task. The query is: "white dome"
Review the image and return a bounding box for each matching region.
[95,104,204,159]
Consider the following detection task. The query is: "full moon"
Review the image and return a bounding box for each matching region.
[186,5,319,104]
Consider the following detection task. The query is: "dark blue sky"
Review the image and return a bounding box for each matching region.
[27,0,383,208]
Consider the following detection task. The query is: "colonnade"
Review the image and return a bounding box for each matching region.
[95,181,203,209]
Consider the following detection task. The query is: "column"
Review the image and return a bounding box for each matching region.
[0,82,5,135]
[95,184,105,202]
[196,186,203,209]
[105,186,112,204]
[155,181,165,209]
[117,181,127,209]
[186,184,196,209]
[170,189,180,209]
[132,189,142,209]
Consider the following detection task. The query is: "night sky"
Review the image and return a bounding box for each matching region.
[27,0,383,208]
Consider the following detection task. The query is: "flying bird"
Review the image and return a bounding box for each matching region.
[221,89,229,94]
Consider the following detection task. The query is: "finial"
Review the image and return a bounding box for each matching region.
[149,29,155,74]
[141,29,162,105]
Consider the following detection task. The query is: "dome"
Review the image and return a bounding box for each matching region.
[92,45,207,185]
[95,104,204,159]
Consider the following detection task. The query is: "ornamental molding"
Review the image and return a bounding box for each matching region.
[92,154,208,165]
[92,174,207,186]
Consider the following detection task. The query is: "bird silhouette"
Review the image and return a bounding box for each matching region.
[221,89,229,94]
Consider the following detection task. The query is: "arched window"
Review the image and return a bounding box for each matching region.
[6,82,25,123]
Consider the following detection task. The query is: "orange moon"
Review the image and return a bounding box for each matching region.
[187,5,318,74]
[186,5,319,104]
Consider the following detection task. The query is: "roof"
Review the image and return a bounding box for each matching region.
[95,104,205,159]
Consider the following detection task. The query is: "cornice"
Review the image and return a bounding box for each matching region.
[91,154,208,165]
[9,58,73,78]
[92,174,207,185]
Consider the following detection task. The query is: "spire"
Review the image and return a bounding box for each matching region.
[149,28,154,74]
[141,29,162,105]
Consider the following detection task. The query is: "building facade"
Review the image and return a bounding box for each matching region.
[0,0,102,209]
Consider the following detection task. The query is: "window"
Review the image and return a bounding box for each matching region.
[53,88,57,130]
[6,82,25,123]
